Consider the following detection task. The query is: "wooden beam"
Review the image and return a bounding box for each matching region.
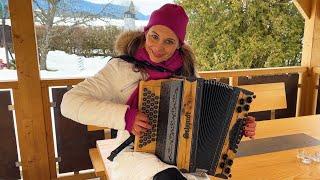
[87,125,109,131]
[8,0,51,179]
[300,0,320,68]
[41,85,58,178]
[293,0,312,19]
[296,0,320,116]
[41,78,84,87]
[199,66,307,79]
[0,81,18,89]
[55,172,97,180]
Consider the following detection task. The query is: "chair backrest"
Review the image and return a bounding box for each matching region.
[238,82,287,119]
[88,125,111,139]
[88,125,108,131]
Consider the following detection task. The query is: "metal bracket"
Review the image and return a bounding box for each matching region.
[15,161,21,167]
[66,85,73,91]
[50,102,57,108]
[8,104,14,111]
[55,156,61,162]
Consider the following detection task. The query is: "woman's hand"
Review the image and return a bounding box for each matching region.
[244,116,256,139]
[131,111,152,136]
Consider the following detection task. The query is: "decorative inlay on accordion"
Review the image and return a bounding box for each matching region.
[133,78,255,179]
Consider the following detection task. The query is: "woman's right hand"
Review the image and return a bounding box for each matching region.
[131,111,152,136]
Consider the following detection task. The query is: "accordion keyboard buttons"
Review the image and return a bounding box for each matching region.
[226,159,233,166]
[239,98,245,105]
[224,167,230,174]
[219,162,225,168]
[138,88,160,148]
[222,154,228,160]
[236,106,242,113]
[244,104,250,111]
[246,96,253,103]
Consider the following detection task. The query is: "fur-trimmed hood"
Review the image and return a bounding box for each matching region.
[114,30,193,56]
[113,30,197,77]
[114,30,143,56]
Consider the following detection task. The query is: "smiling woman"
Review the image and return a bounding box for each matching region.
[60,2,256,180]
[145,25,179,63]
[60,4,198,179]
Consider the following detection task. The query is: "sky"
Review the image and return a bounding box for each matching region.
[85,0,173,15]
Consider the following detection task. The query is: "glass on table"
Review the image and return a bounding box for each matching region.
[297,149,313,164]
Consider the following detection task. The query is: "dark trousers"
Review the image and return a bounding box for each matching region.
[153,168,186,180]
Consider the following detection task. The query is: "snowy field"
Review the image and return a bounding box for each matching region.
[0,49,113,81]
[0,18,148,81]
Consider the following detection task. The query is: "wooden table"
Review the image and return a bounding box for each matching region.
[231,115,320,180]
[90,115,320,180]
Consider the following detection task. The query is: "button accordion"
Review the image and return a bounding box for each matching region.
[133,78,255,179]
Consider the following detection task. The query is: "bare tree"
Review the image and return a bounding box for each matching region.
[33,0,112,70]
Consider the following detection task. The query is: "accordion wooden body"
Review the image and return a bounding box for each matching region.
[133,78,255,179]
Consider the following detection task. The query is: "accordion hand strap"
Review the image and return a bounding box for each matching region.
[107,134,135,161]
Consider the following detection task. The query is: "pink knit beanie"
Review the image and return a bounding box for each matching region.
[144,3,189,44]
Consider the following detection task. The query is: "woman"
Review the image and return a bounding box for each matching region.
[61,3,256,180]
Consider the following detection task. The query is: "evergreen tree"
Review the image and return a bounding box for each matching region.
[176,0,304,70]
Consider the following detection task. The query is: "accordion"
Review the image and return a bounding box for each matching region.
[133,78,255,179]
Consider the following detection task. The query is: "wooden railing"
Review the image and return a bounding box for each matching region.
[0,81,18,89]
[199,66,307,79]
[0,66,315,179]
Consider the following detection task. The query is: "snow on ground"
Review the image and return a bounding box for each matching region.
[0,49,112,81]
[0,17,148,81]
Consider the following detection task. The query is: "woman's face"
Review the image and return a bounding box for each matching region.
[145,25,180,63]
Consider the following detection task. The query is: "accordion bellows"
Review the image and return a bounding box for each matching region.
[133,78,255,179]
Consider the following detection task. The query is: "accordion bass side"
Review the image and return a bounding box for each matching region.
[133,78,255,179]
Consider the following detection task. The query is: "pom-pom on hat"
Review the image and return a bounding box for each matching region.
[144,4,189,44]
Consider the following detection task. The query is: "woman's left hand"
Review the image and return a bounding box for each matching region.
[244,116,256,139]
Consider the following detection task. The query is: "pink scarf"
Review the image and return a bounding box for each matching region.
[124,48,183,131]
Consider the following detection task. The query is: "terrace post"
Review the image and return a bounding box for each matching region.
[8,0,51,179]
[294,0,320,116]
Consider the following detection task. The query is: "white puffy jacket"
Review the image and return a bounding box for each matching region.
[61,58,142,130]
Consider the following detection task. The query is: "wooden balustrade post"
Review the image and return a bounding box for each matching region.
[229,77,239,86]
[41,84,58,179]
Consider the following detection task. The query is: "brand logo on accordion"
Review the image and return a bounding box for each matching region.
[183,112,191,139]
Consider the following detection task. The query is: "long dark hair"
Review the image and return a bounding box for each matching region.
[117,31,196,77]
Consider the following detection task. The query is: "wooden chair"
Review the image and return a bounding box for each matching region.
[89,148,108,180]
[88,125,110,180]
[238,82,287,119]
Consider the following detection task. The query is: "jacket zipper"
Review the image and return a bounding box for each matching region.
[120,80,140,92]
